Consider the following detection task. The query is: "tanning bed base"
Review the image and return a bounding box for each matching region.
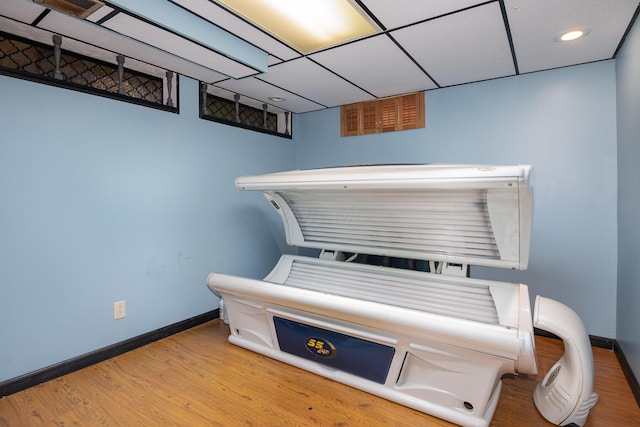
[210,254,536,427]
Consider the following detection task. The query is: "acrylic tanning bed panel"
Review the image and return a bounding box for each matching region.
[236,164,533,270]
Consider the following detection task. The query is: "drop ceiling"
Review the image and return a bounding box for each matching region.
[1,0,638,114]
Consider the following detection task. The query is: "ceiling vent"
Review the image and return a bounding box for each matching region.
[34,0,104,19]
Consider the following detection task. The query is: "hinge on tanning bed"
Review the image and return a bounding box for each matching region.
[431,260,469,277]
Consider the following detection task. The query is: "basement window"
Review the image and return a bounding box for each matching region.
[341,92,425,137]
[0,31,178,112]
[199,82,292,138]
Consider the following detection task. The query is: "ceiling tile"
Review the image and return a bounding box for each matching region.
[101,13,256,79]
[363,0,488,30]
[0,16,53,46]
[505,0,640,73]
[268,56,283,66]
[36,12,227,83]
[214,77,325,114]
[85,5,114,23]
[259,58,375,108]
[2,0,638,114]
[0,0,45,23]
[391,2,515,87]
[310,34,436,98]
[107,0,267,73]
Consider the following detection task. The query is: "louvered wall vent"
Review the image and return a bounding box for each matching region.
[34,0,104,19]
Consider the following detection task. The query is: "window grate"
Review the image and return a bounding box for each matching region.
[0,32,166,106]
[203,93,278,132]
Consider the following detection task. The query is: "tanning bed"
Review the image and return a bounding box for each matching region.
[207,164,597,427]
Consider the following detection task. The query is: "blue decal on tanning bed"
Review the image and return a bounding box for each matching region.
[273,316,395,384]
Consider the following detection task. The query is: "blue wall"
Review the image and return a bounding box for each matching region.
[0,54,627,384]
[616,18,640,382]
[0,76,295,382]
[294,61,618,338]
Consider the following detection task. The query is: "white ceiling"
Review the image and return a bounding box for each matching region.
[1,0,639,114]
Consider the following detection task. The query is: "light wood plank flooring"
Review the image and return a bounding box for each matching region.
[1,319,638,426]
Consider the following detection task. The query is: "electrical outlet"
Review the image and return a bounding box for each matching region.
[114,300,126,320]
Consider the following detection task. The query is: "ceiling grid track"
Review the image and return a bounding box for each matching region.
[2,0,638,113]
[498,0,520,75]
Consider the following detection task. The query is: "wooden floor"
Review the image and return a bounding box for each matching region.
[1,319,639,426]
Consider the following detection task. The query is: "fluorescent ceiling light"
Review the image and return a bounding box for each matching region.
[216,0,379,53]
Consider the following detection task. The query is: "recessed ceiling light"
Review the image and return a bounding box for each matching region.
[269,96,286,102]
[561,30,584,41]
[556,28,591,42]
[216,0,379,54]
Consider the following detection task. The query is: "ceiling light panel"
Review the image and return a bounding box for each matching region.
[505,0,640,73]
[258,58,375,107]
[363,0,488,29]
[214,0,379,54]
[310,34,436,97]
[391,2,514,87]
[173,0,300,61]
